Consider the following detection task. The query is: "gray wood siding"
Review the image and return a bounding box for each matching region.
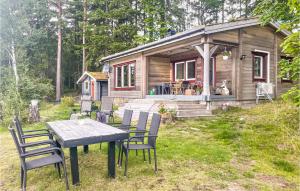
[148,56,171,91]
[109,53,144,98]
[240,26,277,100]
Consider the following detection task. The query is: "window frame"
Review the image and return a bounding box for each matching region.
[114,61,136,90]
[175,62,185,80]
[253,55,264,79]
[280,56,293,83]
[185,60,196,80]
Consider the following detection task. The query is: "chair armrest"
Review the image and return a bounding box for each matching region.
[128,135,157,142]
[128,130,148,133]
[23,129,49,133]
[20,140,55,148]
[21,147,63,158]
[22,133,51,139]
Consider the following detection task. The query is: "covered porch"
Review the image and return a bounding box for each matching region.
[145,36,239,102]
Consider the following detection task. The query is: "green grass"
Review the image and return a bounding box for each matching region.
[0,101,299,190]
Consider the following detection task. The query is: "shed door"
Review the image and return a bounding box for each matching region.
[91,81,95,99]
[100,81,108,100]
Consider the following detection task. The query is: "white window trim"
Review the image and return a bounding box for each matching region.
[254,55,264,79]
[186,60,196,80]
[129,63,135,87]
[282,71,290,80]
[116,66,122,88]
[175,62,185,80]
[254,49,270,82]
[115,64,136,88]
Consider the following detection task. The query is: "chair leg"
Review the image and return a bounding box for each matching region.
[99,143,102,150]
[20,167,24,189]
[117,143,122,166]
[154,148,158,173]
[148,149,151,164]
[57,163,61,178]
[22,170,27,191]
[120,146,124,167]
[143,149,146,162]
[62,161,69,191]
[124,149,129,176]
[135,141,138,156]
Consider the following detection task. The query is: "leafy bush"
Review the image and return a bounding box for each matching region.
[61,96,75,107]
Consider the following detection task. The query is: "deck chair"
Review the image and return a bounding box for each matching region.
[121,113,161,176]
[9,127,69,191]
[117,111,149,166]
[71,95,93,118]
[13,116,54,145]
[100,96,114,122]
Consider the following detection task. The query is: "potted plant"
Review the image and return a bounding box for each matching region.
[222,50,230,60]
[158,103,171,123]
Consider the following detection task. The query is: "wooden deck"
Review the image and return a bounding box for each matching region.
[145,94,236,101]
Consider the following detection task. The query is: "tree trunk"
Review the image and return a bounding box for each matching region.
[82,0,87,73]
[56,0,62,102]
[10,40,19,88]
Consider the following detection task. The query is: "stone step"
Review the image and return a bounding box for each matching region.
[177,104,207,110]
[176,109,212,117]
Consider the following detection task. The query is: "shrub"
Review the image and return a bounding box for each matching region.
[61,96,75,107]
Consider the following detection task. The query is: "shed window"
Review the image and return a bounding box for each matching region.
[114,61,136,89]
[281,57,292,82]
[254,56,263,79]
[252,52,267,81]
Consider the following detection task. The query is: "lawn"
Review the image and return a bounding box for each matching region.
[0,101,299,191]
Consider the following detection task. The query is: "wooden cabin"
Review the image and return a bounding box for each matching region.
[99,18,294,117]
[77,72,108,101]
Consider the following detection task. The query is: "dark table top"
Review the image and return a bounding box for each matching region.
[46,119,128,148]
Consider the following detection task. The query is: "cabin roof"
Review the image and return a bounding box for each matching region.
[77,71,108,84]
[100,18,290,63]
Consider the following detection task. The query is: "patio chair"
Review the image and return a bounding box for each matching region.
[99,96,114,122]
[121,113,161,176]
[9,127,69,191]
[182,81,189,94]
[13,116,53,145]
[117,111,149,166]
[71,95,93,118]
[108,109,133,130]
[172,81,183,95]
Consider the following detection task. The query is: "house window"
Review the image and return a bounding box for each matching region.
[116,67,122,87]
[253,56,263,79]
[252,52,267,81]
[114,61,136,89]
[281,57,292,82]
[175,62,184,80]
[129,64,135,86]
[175,60,196,81]
[186,60,196,80]
[84,81,89,94]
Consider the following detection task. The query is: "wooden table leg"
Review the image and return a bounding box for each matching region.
[108,141,115,178]
[70,147,80,185]
[83,145,89,154]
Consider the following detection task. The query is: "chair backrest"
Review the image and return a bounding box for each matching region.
[80,100,92,113]
[135,112,149,137]
[122,109,133,126]
[101,96,113,113]
[9,127,25,168]
[13,116,25,144]
[148,113,161,147]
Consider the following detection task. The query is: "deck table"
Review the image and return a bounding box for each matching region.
[46,119,128,185]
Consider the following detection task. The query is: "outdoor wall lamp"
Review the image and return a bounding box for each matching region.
[240,55,246,60]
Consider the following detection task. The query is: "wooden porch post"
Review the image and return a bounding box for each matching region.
[202,43,210,98]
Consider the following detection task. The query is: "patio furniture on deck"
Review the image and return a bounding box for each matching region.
[46,119,128,185]
[171,81,183,95]
[121,113,161,176]
[9,127,69,191]
[181,81,190,94]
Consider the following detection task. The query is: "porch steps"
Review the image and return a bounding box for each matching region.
[115,99,213,120]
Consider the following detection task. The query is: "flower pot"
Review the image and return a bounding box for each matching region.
[223,55,229,60]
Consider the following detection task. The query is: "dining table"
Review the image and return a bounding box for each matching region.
[46,118,128,185]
